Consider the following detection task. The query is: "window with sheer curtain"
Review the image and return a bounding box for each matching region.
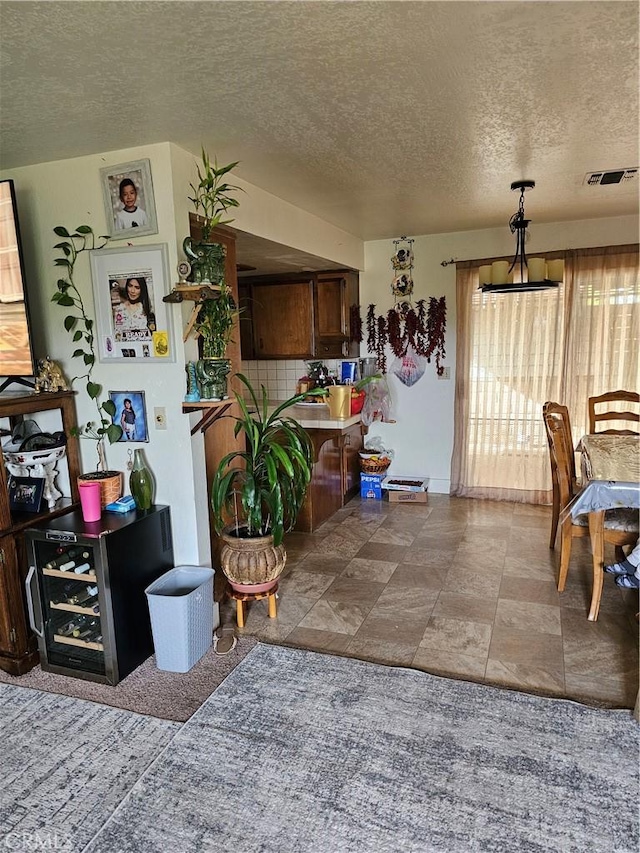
[451,245,639,504]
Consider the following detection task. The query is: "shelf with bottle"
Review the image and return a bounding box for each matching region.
[41,546,97,581]
[53,614,103,652]
[49,582,100,616]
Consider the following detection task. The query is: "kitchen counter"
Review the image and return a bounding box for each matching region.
[278,401,362,431]
[247,399,362,431]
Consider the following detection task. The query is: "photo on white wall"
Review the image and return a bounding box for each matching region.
[99,158,158,238]
[108,391,149,442]
[90,244,174,362]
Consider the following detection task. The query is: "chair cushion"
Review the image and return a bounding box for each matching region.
[603,507,640,532]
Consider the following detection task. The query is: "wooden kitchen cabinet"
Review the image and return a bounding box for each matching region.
[314,271,359,359]
[295,420,364,532]
[0,390,81,674]
[252,280,314,358]
[239,271,359,360]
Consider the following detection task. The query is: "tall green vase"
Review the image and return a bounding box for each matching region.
[129,449,154,511]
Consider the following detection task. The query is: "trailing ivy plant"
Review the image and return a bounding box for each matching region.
[51,225,122,470]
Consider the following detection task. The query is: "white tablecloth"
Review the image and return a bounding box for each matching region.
[563,480,640,520]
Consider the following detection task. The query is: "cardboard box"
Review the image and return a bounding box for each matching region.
[382,477,429,493]
[360,473,383,500]
[386,489,428,503]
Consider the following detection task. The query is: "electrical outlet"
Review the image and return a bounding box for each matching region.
[438,367,451,380]
[154,407,167,429]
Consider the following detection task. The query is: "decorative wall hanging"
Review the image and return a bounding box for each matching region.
[350,238,447,376]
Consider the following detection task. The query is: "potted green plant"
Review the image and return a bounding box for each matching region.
[52,225,123,502]
[192,282,241,400]
[211,374,315,589]
[183,148,243,285]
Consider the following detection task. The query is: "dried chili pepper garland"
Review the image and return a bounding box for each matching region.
[355,297,447,375]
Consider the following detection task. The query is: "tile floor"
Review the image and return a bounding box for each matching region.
[220,494,639,708]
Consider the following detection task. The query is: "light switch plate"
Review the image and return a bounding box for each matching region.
[438,367,451,380]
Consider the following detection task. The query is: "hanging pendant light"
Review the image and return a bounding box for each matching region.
[479,180,564,293]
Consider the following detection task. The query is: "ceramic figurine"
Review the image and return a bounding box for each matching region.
[34,357,69,393]
[184,361,201,402]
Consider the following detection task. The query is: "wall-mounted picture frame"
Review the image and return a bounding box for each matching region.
[8,476,45,512]
[89,243,174,363]
[99,158,158,238]
[108,391,149,442]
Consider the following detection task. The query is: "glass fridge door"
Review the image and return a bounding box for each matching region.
[31,538,107,678]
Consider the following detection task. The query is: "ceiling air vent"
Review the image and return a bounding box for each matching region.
[584,168,637,186]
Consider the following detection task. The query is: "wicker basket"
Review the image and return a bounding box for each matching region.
[78,471,123,508]
[360,457,391,475]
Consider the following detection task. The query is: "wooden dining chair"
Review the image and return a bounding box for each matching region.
[588,390,640,435]
[543,402,578,549]
[547,417,638,615]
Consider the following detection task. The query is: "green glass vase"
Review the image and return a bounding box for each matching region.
[129,449,154,511]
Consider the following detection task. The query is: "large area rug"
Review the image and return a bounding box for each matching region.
[2,644,638,852]
[0,636,257,721]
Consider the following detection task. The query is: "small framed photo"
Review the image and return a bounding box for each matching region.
[108,391,149,442]
[89,243,174,362]
[100,158,158,238]
[8,476,45,512]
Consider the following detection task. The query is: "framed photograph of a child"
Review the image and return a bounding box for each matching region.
[100,158,158,238]
[90,243,174,363]
[109,391,149,443]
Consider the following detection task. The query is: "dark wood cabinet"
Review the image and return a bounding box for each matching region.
[252,280,314,358]
[0,390,81,675]
[314,272,359,359]
[239,270,359,360]
[295,421,364,532]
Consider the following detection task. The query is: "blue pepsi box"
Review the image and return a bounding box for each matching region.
[360,474,383,500]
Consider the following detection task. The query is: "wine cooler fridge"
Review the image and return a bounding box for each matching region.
[24,505,174,685]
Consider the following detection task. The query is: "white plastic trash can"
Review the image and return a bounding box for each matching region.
[145,566,218,672]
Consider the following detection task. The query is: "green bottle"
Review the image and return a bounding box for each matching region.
[129,449,154,511]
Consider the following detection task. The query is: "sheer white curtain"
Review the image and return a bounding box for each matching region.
[451,245,639,504]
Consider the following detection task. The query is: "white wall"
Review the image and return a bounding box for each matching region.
[360,214,639,493]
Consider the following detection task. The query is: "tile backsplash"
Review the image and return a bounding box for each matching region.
[243,359,342,401]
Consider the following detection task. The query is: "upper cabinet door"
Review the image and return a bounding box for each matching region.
[314,272,359,358]
[251,281,314,358]
[315,276,346,339]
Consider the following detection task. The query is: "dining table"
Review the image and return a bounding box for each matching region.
[562,434,640,621]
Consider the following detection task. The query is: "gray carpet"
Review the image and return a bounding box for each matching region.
[0,636,257,721]
[81,644,637,853]
[0,684,179,852]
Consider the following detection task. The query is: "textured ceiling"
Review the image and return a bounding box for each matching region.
[0,1,638,244]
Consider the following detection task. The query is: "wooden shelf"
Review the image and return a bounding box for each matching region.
[53,633,103,652]
[182,400,234,435]
[50,601,100,616]
[43,568,97,582]
[164,283,222,303]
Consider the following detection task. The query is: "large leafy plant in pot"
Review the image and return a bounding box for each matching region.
[211,374,314,589]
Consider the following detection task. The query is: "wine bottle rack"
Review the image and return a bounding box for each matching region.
[49,601,100,616]
[43,567,98,582]
[53,634,104,652]
[26,506,174,685]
